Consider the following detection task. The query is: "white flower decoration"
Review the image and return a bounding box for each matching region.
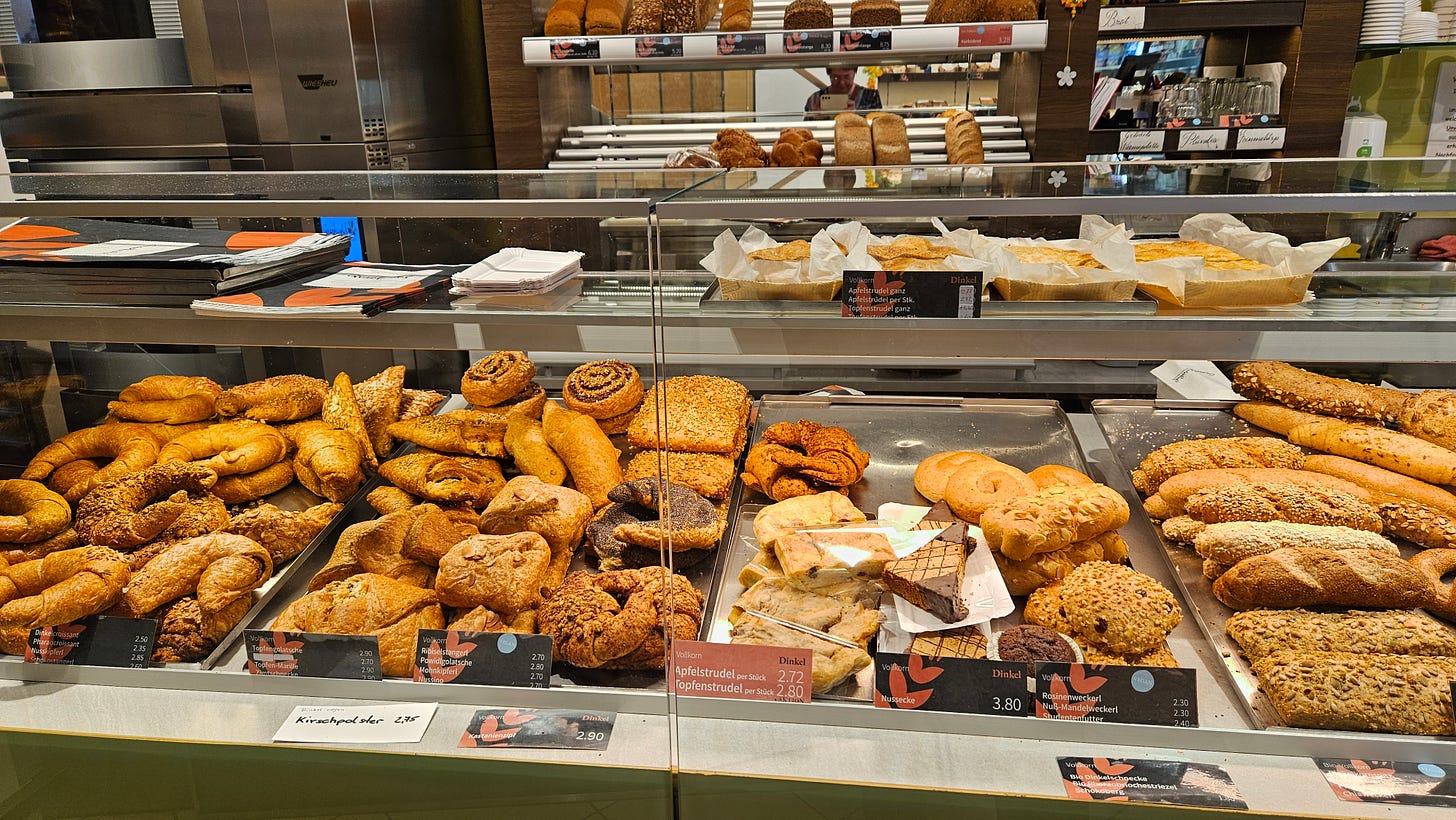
[1057,65,1077,87]
[1047,170,1068,189]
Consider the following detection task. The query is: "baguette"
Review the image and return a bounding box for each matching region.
[1398,389,1456,451]
[1232,400,1329,436]
[1212,546,1435,610]
[944,110,984,165]
[1192,521,1396,565]
[1375,499,1456,550]
[1230,361,1410,422]
[1287,418,1456,486]
[1252,650,1456,735]
[868,112,910,165]
[1147,468,1372,518]
[1226,608,1456,662]
[1131,437,1304,495]
[833,113,874,166]
[1203,559,1233,580]
[1302,454,1456,518]
[1183,482,1383,531]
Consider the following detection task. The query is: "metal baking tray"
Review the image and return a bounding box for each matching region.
[221,396,738,692]
[699,280,1159,315]
[702,394,1093,702]
[1088,398,1433,731]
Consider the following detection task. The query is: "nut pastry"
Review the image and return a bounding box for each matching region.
[150,594,252,663]
[460,351,535,408]
[563,360,644,420]
[435,532,552,616]
[74,463,221,549]
[353,365,406,457]
[538,567,704,670]
[309,507,453,590]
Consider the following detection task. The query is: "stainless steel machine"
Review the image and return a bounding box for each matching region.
[0,0,494,173]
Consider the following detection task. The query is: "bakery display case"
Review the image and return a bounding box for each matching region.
[1,162,1455,818]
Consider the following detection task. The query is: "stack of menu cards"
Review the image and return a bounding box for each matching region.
[0,217,351,306]
[450,248,583,296]
[191,261,460,318]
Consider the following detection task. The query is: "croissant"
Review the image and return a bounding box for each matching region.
[118,532,272,618]
[367,485,418,515]
[22,423,161,502]
[157,419,288,477]
[223,502,341,565]
[215,375,328,422]
[761,420,870,487]
[151,594,252,663]
[541,400,622,510]
[211,460,295,504]
[308,507,446,590]
[1,528,81,565]
[323,372,378,471]
[108,375,222,424]
[284,421,365,502]
[0,479,71,544]
[74,463,221,549]
[0,546,131,629]
[273,572,445,678]
[379,453,499,504]
[387,410,507,458]
[48,459,101,500]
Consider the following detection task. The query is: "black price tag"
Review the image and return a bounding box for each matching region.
[1059,758,1248,808]
[412,630,552,687]
[244,629,383,681]
[634,35,682,58]
[842,270,983,318]
[25,616,157,669]
[716,32,766,56]
[1034,663,1197,727]
[548,38,600,60]
[840,28,892,52]
[1315,758,1456,808]
[459,708,615,750]
[783,30,834,54]
[873,653,1031,716]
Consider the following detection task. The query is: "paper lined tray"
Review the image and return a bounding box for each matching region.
[698,279,1158,314]
[703,394,1092,702]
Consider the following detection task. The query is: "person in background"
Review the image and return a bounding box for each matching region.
[805,66,883,115]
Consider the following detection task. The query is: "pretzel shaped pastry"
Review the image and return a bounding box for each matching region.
[0,479,71,544]
[157,419,288,477]
[74,463,220,549]
[108,375,222,424]
[22,424,161,502]
[538,567,704,670]
[0,546,131,629]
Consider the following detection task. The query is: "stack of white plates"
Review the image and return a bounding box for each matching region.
[1436,0,1456,39]
[1361,0,1407,43]
[1403,10,1440,41]
[450,248,583,296]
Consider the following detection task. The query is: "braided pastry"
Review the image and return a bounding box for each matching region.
[0,480,71,544]
[0,546,131,629]
[215,375,328,422]
[537,567,704,669]
[157,419,287,477]
[461,351,535,408]
[22,424,161,502]
[108,375,222,424]
[74,463,220,549]
[563,360,644,419]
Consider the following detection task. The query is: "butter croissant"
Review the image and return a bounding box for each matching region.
[0,546,131,629]
[109,375,222,424]
[157,419,288,477]
[118,532,273,618]
[284,421,365,502]
[0,479,71,544]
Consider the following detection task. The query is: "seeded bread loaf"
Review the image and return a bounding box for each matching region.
[1227,608,1456,661]
[1252,649,1456,735]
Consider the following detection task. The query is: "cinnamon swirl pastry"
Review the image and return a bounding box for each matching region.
[461,351,536,408]
[562,360,645,419]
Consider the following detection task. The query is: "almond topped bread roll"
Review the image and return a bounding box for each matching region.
[980,484,1130,561]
